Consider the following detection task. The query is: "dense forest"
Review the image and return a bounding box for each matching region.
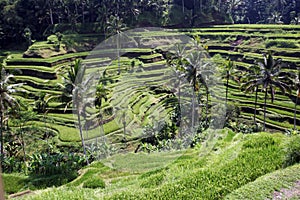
[1,0,300,48]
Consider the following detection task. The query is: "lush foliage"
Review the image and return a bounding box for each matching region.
[1,0,300,48]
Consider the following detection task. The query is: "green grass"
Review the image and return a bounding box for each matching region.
[6,65,57,73]
[2,173,29,194]
[18,131,300,200]
[225,164,300,199]
[7,52,89,64]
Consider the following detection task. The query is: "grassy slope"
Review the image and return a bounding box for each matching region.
[14,130,300,200]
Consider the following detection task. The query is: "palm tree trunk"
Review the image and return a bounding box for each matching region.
[44,113,50,154]
[226,73,229,103]
[117,34,120,75]
[192,90,195,129]
[254,86,258,126]
[0,112,3,158]
[50,8,54,24]
[206,90,209,125]
[294,96,298,130]
[20,129,26,166]
[76,106,89,164]
[182,0,184,14]
[263,89,268,131]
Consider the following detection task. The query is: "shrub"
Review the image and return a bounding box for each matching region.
[82,176,105,189]
[27,152,87,176]
[1,156,25,173]
[283,135,300,167]
[265,39,298,48]
[30,173,77,189]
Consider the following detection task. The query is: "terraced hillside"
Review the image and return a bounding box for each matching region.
[184,24,300,131]
[5,25,300,155]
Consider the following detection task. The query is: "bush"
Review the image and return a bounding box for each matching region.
[1,156,25,173]
[283,135,300,167]
[265,39,298,48]
[82,176,105,189]
[27,152,87,176]
[30,173,78,189]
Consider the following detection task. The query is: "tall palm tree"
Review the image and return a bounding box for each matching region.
[185,51,211,128]
[0,61,22,157]
[222,59,238,104]
[293,69,300,130]
[62,59,94,163]
[170,44,187,107]
[106,15,126,75]
[241,65,261,127]
[243,52,291,130]
[185,52,201,129]
[95,82,109,138]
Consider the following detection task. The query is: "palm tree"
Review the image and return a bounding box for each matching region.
[95,82,109,138]
[0,61,22,157]
[185,52,201,129]
[168,44,187,113]
[241,65,261,127]
[197,72,210,124]
[35,92,57,153]
[105,15,126,75]
[222,59,238,104]
[293,69,300,130]
[62,59,94,163]
[243,52,291,130]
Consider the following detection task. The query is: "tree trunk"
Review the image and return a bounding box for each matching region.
[82,5,85,23]
[76,105,89,164]
[44,113,50,154]
[254,86,258,126]
[263,89,268,131]
[225,72,229,104]
[49,8,54,25]
[182,0,184,14]
[19,129,26,167]
[0,112,3,158]
[294,96,298,130]
[117,33,120,75]
[206,90,209,125]
[192,90,195,129]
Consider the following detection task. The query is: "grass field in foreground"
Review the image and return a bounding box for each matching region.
[13,130,300,200]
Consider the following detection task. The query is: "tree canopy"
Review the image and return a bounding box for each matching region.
[1,0,300,48]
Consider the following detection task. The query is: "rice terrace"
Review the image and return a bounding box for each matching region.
[1,0,300,199]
